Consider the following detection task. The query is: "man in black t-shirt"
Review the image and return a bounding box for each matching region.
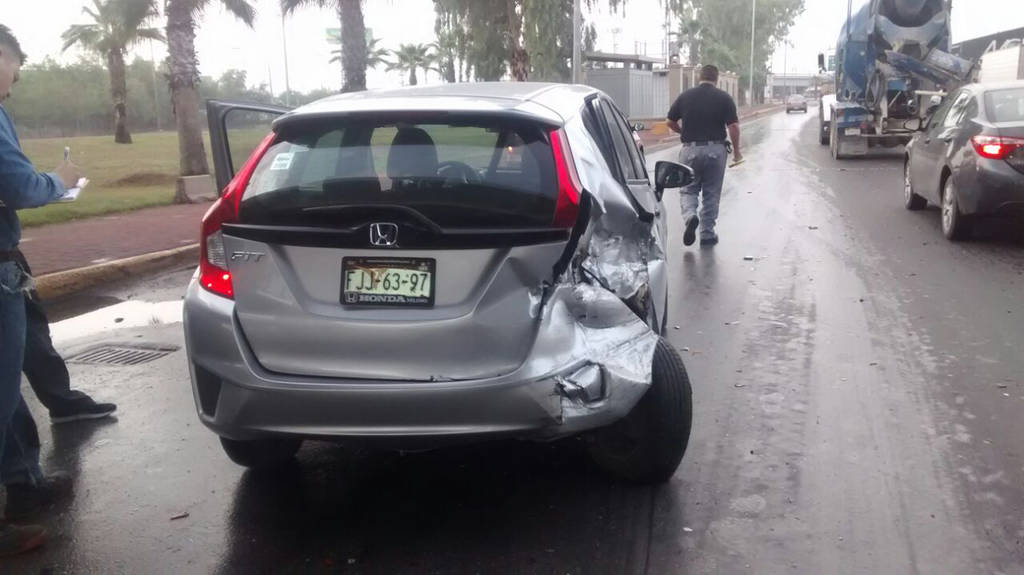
[666,65,742,247]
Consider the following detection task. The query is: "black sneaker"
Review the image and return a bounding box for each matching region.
[683,215,700,246]
[4,472,74,521]
[700,235,719,247]
[50,401,117,424]
[0,522,46,557]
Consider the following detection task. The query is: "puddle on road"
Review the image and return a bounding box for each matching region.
[50,300,183,345]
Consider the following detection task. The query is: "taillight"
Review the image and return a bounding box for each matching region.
[549,128,582,228]
[971,135,1024,160]
[199,132,277,299]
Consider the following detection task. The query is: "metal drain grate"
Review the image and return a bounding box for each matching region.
[67,344,179,366]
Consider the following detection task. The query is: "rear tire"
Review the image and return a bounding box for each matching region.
[830,120,844,160]
[941,176,972,241]
[819,123,830,146]
[220,437,302,469]
[588,338,693,484]
[904,161,927,210]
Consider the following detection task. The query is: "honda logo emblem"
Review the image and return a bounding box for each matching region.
[369,223,399,247]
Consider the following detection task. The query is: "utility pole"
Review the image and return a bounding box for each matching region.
[572,0,582,83]
[282,10,292,106]
[749,0,757,106]
[149,39,161,131]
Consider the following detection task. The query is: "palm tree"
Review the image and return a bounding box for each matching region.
[387,44,434,87]
[331,37,387,73]
[282,0,368,92]
[61,0,163,144]
[165,0,256,181]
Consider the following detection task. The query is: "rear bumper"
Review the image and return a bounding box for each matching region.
[958,160,1024,216]
[183,281,658,444]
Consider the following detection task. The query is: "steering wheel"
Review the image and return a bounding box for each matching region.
[436,161,482,184]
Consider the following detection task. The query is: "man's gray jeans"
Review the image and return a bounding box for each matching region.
[678,143,728,240]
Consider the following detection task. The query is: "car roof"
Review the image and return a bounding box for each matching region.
[961,80,1024,94]
[277,82,603,128]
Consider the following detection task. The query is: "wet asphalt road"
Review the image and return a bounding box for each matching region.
[6,110,1024,574]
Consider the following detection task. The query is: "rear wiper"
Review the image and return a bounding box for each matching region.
[300,204,444,233]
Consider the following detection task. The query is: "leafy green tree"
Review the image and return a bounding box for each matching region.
[332,37,387,73]
[670,0,804,104]
[282,0,368,92]
[433,0,624,82]
[387,44,435,86]
[61,0,163,143]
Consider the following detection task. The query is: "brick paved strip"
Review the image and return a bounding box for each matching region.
[19,202,212,275]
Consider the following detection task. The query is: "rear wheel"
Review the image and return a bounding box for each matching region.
[830,121,843,160]
[588,338,692,484]
[904,161,927,210]
[941,176,972,241]
[220,437,302,469]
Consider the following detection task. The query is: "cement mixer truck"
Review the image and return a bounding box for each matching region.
[819,0,974,159]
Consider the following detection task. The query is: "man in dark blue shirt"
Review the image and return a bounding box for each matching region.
[0,24,80,556]
[666,64,743,247]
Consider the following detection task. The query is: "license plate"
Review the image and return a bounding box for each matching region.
[845,128,862,136]
[342,257,435,307]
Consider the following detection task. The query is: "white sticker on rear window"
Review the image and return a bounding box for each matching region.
[269,152,294,171]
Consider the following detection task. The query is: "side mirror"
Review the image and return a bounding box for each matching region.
[925,95,942,117]
[632,122,646,132]
[817,53,826,72]
[654,160,694,201]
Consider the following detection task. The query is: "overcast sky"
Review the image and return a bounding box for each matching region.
[4,0,1024,93]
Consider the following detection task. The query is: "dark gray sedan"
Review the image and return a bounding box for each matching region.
[905,81,1024,240]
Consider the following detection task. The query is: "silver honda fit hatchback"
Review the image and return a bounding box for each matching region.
[185,83,694,483]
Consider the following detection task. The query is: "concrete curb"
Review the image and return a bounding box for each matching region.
[35,244,198,301]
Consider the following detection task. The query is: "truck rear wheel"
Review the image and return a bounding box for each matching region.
[830,121,844,160]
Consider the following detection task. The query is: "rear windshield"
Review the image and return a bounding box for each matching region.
[239,116,557,229]
[985,88,1024,123]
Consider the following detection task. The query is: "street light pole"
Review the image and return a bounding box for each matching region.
[749,0,757,106]
[282,10,292,106]
[149,39,161,131]
[572,0,581,84]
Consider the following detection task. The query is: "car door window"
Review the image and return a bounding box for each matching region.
[583,100,620,181]
[606,103,649,180]
[598,100,640,181]
[926,94,957,133]
[942,91,971,129]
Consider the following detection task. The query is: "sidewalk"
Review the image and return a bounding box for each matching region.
[637,103,785,152]
[20,202,211,276]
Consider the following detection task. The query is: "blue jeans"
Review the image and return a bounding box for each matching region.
[0,261,43,486]
[678,143,728,239]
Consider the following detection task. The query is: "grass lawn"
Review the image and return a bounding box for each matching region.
[18,130,214,228]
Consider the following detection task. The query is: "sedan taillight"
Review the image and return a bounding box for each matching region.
[970,135,1024,160]
[199,132,277,299]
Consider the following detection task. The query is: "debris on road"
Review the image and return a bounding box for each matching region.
[683,527,694,533]
[170,512,189,521]
[674,325,680,330]
[735,383,746,388]
[808,225,819,230]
